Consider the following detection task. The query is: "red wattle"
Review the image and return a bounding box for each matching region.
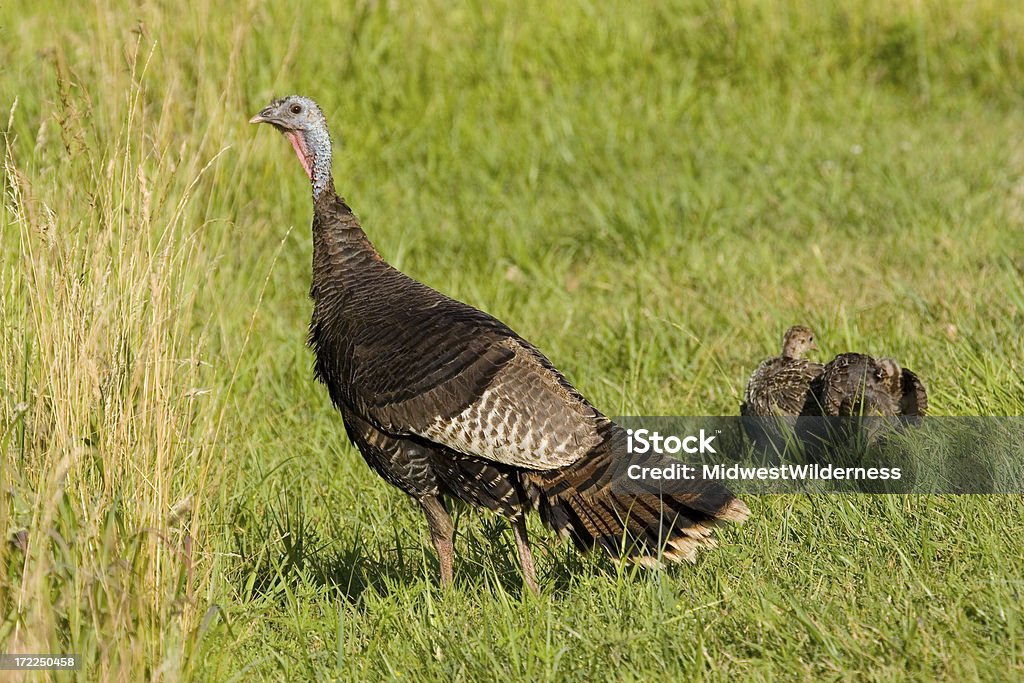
[286,132,313,180]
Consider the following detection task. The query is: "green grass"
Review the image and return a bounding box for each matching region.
[2,0,1024,680]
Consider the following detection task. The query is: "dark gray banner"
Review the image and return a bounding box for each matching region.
[0,654,80,670]
[609,417,1024,494]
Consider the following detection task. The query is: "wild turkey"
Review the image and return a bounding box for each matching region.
[740,325,823,458]
[809,353,928,418]
[804,352,928,450]
[250,96,748,591]
[741,325,823,417]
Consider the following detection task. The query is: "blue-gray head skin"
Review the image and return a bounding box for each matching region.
[250,95,334,200]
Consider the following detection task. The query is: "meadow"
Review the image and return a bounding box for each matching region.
[2,0,1024,680]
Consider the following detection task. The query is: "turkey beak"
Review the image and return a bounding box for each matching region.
[810,341,819,351]
[249,107,276,125]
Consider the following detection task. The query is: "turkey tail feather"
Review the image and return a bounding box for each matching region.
[530,423,748,564]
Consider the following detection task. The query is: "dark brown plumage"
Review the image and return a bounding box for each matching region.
[252,96,748,591]
[809,353,928,418]
[802,353,929,449]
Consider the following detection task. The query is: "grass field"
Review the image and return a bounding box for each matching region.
[3,0,1024,680]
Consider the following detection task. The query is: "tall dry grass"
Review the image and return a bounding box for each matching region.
[0,26,269,677]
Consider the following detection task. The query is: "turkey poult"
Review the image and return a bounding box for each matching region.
[250,95,748,592]
[740,325,824,458]
[809,353,928,418]
[741,325,823,418]
[804,353,929,448]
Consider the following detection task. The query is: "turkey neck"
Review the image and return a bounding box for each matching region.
[308,188,393,409]
[304,123,335,201]
[310,188,385,299]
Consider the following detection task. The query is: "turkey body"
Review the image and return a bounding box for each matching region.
[309,192,747,586]
[809,353,928,418]
[802,352,929,451]
[741,355,824,460]
[742,356,824,418]
[740,325,823,459]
